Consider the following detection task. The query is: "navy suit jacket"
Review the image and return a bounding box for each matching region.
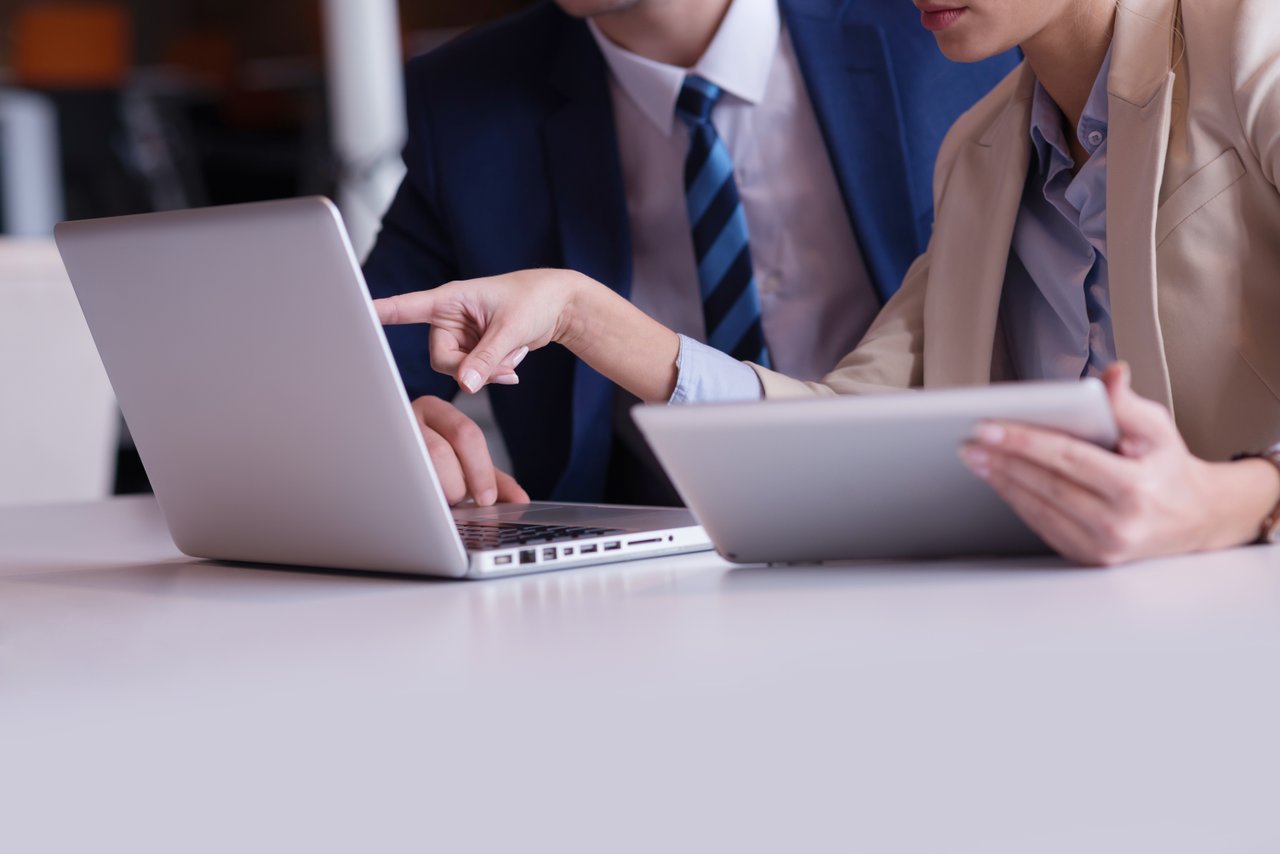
[363,0,1019,502]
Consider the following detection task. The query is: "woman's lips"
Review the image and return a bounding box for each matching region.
[919,6,967,32]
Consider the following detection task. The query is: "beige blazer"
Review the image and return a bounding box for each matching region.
[752,0,1280,461]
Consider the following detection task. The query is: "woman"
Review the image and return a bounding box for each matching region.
[375,0,1280,565]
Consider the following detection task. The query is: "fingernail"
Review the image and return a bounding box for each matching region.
[491,374,520,386]
[478,489,497,506]
[460,369,482,393]
[974,423,1006,446]
[512,346,529,368]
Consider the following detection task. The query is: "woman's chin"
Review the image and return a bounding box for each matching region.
[933,34,1001,64]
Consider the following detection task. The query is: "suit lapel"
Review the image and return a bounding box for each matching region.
[543,22,632,297]
[782,0,918,303]
[541,19,632,500]
[925,67,1035,387]
[1103,0,1180,411]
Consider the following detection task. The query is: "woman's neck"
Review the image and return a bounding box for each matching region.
[1021,1,1117,134]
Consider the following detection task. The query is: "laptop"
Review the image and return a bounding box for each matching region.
[632,380,1119,564]
[54,197,712,579]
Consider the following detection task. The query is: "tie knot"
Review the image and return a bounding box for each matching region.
[675,75,723,127]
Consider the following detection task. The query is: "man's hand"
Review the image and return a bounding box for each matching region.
[959,363,1280,565]
[411,396,530,507]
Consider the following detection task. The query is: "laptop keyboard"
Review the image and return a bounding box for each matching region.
[456,520,626,552]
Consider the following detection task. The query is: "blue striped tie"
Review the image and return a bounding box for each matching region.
[676,75,771,367]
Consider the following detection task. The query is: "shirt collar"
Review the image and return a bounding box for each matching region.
[588,0,780,137]
[1029,43,1114,174]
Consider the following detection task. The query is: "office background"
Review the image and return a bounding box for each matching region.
[0,0,535,505]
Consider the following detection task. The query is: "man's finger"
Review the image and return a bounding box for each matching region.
[419,423,468,505]
[418,398,499,506]
[495,469,531,504]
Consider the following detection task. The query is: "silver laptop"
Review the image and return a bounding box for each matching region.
[633,381,1119,564]
[54,197,711,578]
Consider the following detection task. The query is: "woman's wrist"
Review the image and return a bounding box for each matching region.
[550,269,680,401]
[1200,458,1280,550]
[555,270,603,353]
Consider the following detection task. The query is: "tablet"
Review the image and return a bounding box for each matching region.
[632,379,1119,563]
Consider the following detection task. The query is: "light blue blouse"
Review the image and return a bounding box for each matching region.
[1001,48,1117,381]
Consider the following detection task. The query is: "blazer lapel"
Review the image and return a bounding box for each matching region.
[782,0,918,304]
[543,23,632,298]
[541,20,632,500]
[1104,0,1180,412]
[925,66,1035,387]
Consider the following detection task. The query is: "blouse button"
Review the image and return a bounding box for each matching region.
[1087,129,1105,148]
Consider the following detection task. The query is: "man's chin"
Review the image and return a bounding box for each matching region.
[554,0,645,18]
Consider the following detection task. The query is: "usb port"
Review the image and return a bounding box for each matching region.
[603,541,621,551]
[542,547,557,561]
[563,547,575,556]
[519,549,537,565]
[494,554,513,566]
[580,544,598,554]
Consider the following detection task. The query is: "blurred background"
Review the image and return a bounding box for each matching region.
[0,0,537,506]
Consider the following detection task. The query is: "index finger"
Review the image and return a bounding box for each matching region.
[374,290,441,326]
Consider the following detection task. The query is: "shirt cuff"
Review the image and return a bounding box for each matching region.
[669,335,764,405]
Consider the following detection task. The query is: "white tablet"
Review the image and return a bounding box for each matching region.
[632,380,1119,563]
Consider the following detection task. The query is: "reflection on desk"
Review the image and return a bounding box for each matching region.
[2,496,1278,854]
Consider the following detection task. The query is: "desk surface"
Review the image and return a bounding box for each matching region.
[3,497,1278,853]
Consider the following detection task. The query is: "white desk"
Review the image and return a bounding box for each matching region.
[2,497,1278,853]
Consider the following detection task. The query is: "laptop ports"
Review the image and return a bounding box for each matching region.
[580,544,598,554]
[519,549,537,565]
[542,547,557,562]
[494,554,513,566]
[603,541,621,551]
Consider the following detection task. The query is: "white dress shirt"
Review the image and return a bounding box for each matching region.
[588,0,879,400]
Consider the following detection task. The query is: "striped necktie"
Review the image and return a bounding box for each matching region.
[675,75,771,367]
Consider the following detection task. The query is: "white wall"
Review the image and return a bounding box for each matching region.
[0,240,118,506]
[321,0,407,261]
[0,90,64,236]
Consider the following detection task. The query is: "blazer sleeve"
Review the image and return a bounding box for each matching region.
[748,245,930,398]
[1233,0,1280,189]
[1232,0,1280,445]
[361,63,462,403]
[745,96,983,401]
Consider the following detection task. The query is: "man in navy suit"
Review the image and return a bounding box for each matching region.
[362,0,1018,507]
